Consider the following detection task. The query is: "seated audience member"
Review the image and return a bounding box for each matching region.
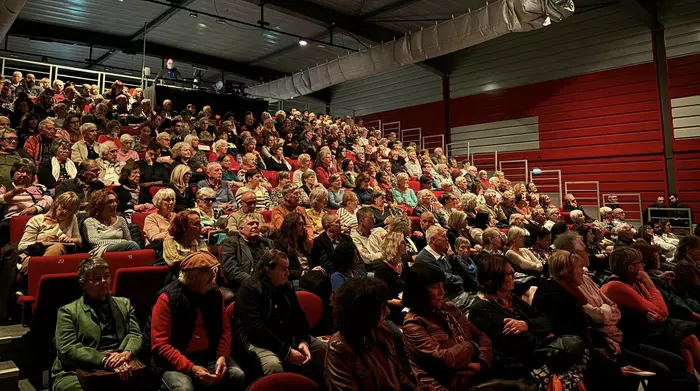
[208,140,228,163]
[97,141,124,186]
[612,208,629,227]
[84,189,140,255]
[373,232,409,324]
[218,154,243,185]
[226,192,263,235]
[233,249,327,379]
[221,214,270,292]
[673,235,700,301]
[454,237,477,290]
[143,188,176,246]
[315,149,337,188]
[414,225,470,299]
[500,190,518,221]
[264,144,291,172]
[162,210,209,270]
[578,225,608,275]
[351,207,384,268]
[113,160,154,213]
[602,247,700,373]
[606,195,621,210]
[268,171,289,207]
[271,212,314,281]
[19,191,81,258]
[117,134,139,162]
[26,119,66,166]
[633,241,700,322]
[192,187,226,245]
[311,213,352,273]
[543,207,561,231]
[340,158,356,188]
[56,160,105,209]
[461,193,479,226]
[52,257,144,391]
[505,226,543,275]
[325,276,416,390]
[235,169,270,212]
[614,223,635,248]
[402,262,493,390]
[474,228,505,260]
[643,196,667,224]
[352,173,373,206]
[435,192,459,225]
[186,134,209,171]
[445,210,468,247]
[38,140,76,189]
[477,190,505,224]
[413,189,445,226]
[369,190,391,229]
[539,194,553,209]
[307,187,328,237]
[270,185,313,237]
[0,159,52,220]
[570,209,586,226]
[197,162,236,210]
[171,141,202,174]
[652,220,678,261]
[330,241,367,293]
[469,254,588,386]
[509,213,526,229]
[326,174,345,209]
[337,191,359,230]
[393,172,417,208]
[564,193,593,222]
[0,127,22,189]
[138,142,170,187]
[168,165,195,212]
[150,252,246,391]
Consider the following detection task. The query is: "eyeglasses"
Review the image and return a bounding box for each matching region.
[88,275,111,284]
[242,200,256,205]
[2,137,17,141]
[202,198,216,203]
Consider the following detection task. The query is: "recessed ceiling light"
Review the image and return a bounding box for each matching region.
[198,23,207,28]
[189,11,198,17]
[299,39,308,46]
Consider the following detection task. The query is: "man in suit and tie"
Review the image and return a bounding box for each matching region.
[221,213,272,291]
[310,213,351,273]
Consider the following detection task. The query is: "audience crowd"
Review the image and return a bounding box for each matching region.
[1,74,699,391]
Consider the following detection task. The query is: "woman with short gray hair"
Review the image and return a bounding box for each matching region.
[143,188,176,245]
[38,139,77,189]
[96,141,124,185]
[117,134,139,162]
[306,187,328,237]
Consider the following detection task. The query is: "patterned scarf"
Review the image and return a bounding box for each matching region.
[435,307,468,343]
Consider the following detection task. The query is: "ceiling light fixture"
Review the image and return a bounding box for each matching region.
[216,18,225,24]
[299,39,308,46]
[189,11,198,17]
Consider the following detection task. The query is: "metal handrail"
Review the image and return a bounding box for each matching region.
[499,159,529,186]
[446,141,470,160]
[601,193,642,222]
[531,169,562,209]
[565,181,601,219]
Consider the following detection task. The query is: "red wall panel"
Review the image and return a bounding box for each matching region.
[358,101,445,138]
[668,53,700,221]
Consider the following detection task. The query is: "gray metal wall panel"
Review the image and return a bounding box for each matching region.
[660,0,700,58]
[449,5,653,99]
[450,116,540,155]
[671,95,700,139]
[329,65,442,116]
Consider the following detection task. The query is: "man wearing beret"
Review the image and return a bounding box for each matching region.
[150,252,246,391]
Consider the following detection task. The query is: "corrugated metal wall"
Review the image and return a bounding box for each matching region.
[449,3,653,99]
[660,0,700,58]
[329,65,443,117]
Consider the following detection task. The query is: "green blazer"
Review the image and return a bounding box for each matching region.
[51,295,144,383]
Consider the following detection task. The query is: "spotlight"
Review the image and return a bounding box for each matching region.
[299,39,308,46]
[216,18,225,24]
[189,11,198,17]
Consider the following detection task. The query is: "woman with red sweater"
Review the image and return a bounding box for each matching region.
[150,252,246,391]
[602,247,700,374]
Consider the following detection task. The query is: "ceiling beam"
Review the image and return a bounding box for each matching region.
[249,31,330,66]
[87,0,197,69]
[361,0,424,20]
[7,19,287,83]
[618,0,661,29]
[247,0,448,76]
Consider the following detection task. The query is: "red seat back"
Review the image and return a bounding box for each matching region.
[131,211,157,242]
[248,373,319,391]
[10,215,33,243]
[262,210,272,223]
[295,291,323,329]
[26,254,91,299]
[560,211,573,224]
[225,302,235,320]
[149,186,166,198]
[261,170,277,187]
[410,216,421,232]
[32,273,82,336]
[286,158,298,171]
[112,266,169,324]
[102,250,156,276]
[408,180,420,192]
[432,190,445,200]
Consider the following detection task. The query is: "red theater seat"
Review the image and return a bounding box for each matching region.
[102,250,156,275]
[410,216,420,232]
[20,254,91,306]
[261,170,278,187]
[111,266,169,324]
[149,186,166,198]
[408,181,420,192]
[286,158,298,171]
[248,373,319,391]
[28,273,82,333]
[560,211,573,224]
[10,215,33,243]
[432,190,445,200]
[262,210,272,223]
[225,302,235,320]
[296,291,323,329]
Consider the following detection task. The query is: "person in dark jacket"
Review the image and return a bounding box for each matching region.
[56,159,106,210]
[232,249,327,380]
[310,213,351,273]
[151,251,245,391]
[112,160,153,213]
[138,142,170,187]
[37,139,77,190]
[220,214,272,292]
[414,225,471,300]
[270,213,313,282]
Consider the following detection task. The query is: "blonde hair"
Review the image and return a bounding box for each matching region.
[482,228,502,247]
[170,164,191,190]
[549,250,577,280]
[509,213,525,226]
[171,142,191,159]
[153,188,176,207]
[309,187,328,208]
[507,226,527,244]
[447,211,467,232]
[388,215,411,236]
[47,191,80,219]
[196,187,216,200]
[382,232,405,265]
[119,133,134,145]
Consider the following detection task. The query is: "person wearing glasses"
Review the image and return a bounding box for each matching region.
[61,113,82,144]
[70,123,101,164]
[38,140,77,190]
[97,141,125,186]
[197,163,236,210]
[0,127,23,188]
[221,213,271,292]
[56,160,106,210]
[226,191,263,234]
[191,187,226,245]
[162,210,210,271]
[52,257,145,391]
[83,190,140,256]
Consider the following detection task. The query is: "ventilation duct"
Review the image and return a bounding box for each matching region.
[0,0,27,40]
[246,0,575,99]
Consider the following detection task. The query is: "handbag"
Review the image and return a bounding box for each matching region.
[533,335,586,373]
[76,359,147,391]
